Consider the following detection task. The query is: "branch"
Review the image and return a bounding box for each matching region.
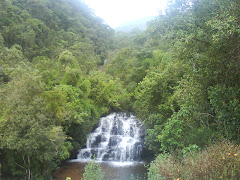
[192,37,211,46]
[15,162,26,170]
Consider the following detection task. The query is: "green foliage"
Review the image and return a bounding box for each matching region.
[82,160,104,180]
[157,114,185,153]
[147,153,172,180]
[88,72,131,114]
[0,66,70,178]
[0,0,116,178]
[32,56,60,87]
[1,0,240,178]
[61,68,82,86]
[124,0,240,156]
[58,51,79,69]
[182,144,200,158]
[148,141,240,180]
[209,85,240,142]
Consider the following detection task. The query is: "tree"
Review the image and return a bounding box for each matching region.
[82,160,104,180]
[0,65,70,178]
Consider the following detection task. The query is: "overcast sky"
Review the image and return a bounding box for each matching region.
[82,0,168,28]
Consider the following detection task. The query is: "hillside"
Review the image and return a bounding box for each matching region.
[1,0,240,179]
[114,16,155,32]
[0,0,128,178]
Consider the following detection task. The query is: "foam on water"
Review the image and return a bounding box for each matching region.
[77,113,144,162]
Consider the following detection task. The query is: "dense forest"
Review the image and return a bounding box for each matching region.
[0,0,239,179]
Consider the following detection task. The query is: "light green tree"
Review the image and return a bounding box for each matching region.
[82,160,104,180]
[0,65,70,178]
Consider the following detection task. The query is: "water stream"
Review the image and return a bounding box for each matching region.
[78,113,145,162]
[53,113,148,180]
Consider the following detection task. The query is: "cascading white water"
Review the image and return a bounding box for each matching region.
[77,113,144,162]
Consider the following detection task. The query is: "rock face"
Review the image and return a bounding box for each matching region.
[77,113,145,162]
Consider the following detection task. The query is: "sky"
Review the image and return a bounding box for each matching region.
[82,0,168,28]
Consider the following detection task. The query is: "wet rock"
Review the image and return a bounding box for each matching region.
[77,113,145,162]
[109,136,121,146]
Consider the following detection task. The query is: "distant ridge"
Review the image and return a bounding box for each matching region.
[114,16,156,32]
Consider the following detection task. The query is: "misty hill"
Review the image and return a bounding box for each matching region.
[114,16,156,32]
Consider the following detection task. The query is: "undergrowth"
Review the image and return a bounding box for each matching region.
[148,141,240,180]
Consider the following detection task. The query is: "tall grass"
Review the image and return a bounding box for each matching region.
[148,141,240,180]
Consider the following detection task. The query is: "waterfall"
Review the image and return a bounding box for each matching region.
[77,113,144,162]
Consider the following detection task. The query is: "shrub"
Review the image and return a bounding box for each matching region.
[82,160,104,180]
[148,141,240,180]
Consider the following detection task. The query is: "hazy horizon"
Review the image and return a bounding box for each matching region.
[82,0,168,28]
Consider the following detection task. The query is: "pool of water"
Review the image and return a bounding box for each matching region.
[53,160,148,180]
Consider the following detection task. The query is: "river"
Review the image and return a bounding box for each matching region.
[53,161,148,180]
